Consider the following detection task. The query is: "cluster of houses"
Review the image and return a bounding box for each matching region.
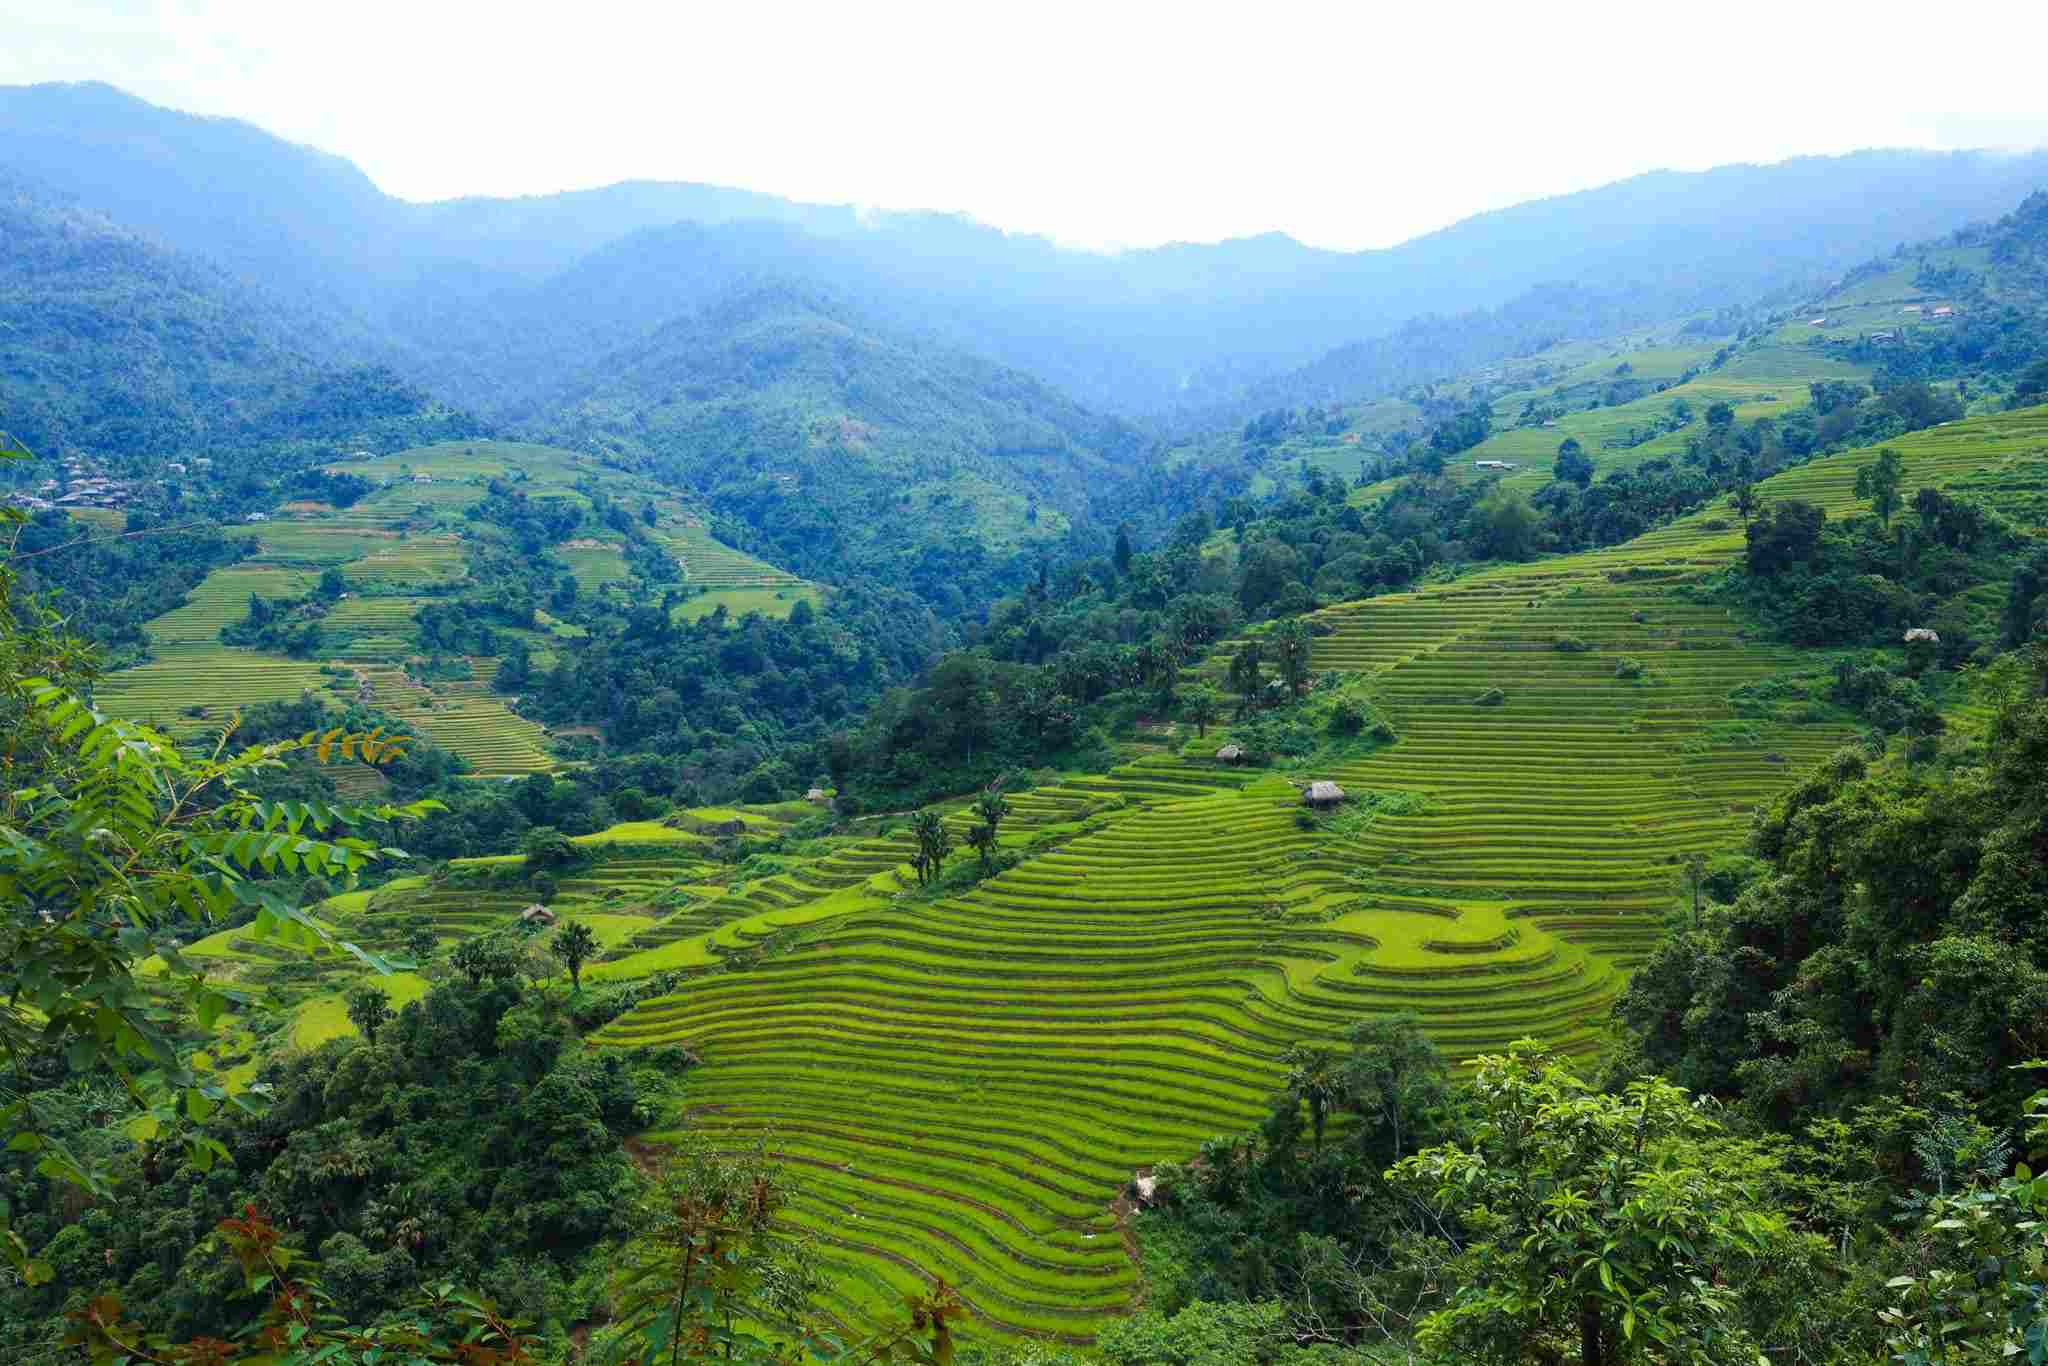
[8,461,141,513]
[4,452,217,515]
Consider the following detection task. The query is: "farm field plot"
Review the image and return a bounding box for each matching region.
[93,647,332,732]
[1467,343,1871,493]
[659,519,807,588]
[66,506,125,531]
[671,585,824,623]
[140,565,314,649]
[353,663,555,776]
[338,535,465,587]
[559,541,632,586]
[585,407,2048,1346]
[225,519,404,566]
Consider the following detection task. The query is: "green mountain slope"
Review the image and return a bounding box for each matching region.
[545,286,1150,594]
[0,172,311,458]
[559,405,2048,1340]
[0,172,483,483]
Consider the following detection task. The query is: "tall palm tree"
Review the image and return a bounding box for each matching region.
[973,783,1011,835]
[910,810,951,886]
[1281,1044,1348,1153]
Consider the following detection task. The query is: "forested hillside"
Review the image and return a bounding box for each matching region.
[548,286,1150,592]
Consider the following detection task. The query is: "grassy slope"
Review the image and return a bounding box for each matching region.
[92,440,819,774]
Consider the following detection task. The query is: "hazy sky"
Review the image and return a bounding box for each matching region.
[5,0,2047,251]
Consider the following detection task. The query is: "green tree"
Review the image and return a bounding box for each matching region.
[972,783,1011,838]
[1875,1076,2048,1363]
[1338,1012,1449,1166]
[1856,445,1906,528]
[64,1206,539,1365]
[1226,641,1264,710]
[964,821,999,873]
[344,983,394,1044]
[1278,1043,1349,1154]
[1554,438,1594,487]
[1270,620,1313,697]
[1474,489,1541,561]
[0,671,429,1280]
[1140,637,1185,709]
[551,917,599,990]
[1678,851,1707,926]
[1394,1042,1796,1366]
[2001,548,2048,648]
[603,1135,822,1366]
[1114,522,1135,576]
[1728,481,1759,531]
[2014,358,2048,407]
[450,931,524,987]
[522,824,579,873]
[1182,685,1221,737]
[909,810,953,887]
[406,924,439,962]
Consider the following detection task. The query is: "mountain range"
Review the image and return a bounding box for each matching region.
[9,81,2048,422]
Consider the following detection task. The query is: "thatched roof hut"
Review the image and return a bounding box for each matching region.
[1302,780,1346,808]
[806,787,829,803]
[1215,744,1245,764]
[520,904,557,926]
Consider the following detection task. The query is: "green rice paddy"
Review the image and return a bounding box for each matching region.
[571,406,2048,1345]
[112,413,2046,1347]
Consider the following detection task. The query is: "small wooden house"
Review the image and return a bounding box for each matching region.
[1215,744,1245,765]
[806,787,829,804]
[519,904,557,927]
[1302,780,1346,809]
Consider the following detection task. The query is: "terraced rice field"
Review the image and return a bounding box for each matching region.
[225,519,403,567]
[584,408,2048,1346]
[139,565,314,648]
[660,519,806,588]
[94,648,334,733]
[322,595,427,660]
[338,536,466,587]
[354,663,555,777]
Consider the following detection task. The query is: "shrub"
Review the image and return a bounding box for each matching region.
[1614,657,1645,680]
[1553,635,1592,652]
[1474,688,1506,706]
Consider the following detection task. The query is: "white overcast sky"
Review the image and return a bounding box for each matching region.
[4,0,2047,252]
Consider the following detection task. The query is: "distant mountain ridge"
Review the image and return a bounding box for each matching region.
[0,171,474,471]
[545,282,1149,598]
[6,81,2047,419]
